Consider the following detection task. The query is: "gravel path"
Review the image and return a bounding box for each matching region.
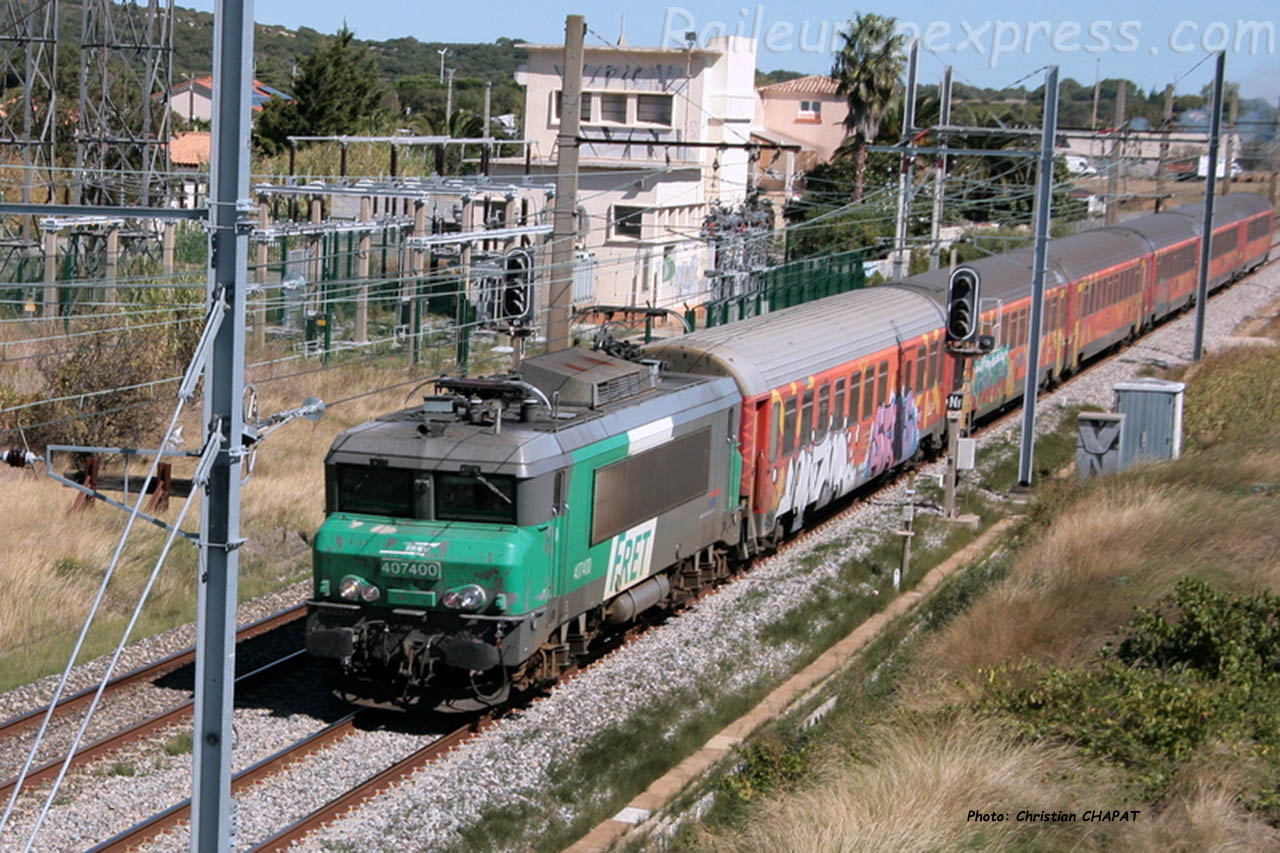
[4,260,1278,853]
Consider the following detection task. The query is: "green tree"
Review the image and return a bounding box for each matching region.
[831,13,905,202]
[254,24,387,154]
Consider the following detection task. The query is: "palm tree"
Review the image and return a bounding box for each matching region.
[832,14,906,202]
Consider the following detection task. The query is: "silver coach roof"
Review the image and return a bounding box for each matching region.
[1167,192,1272,227]
[1123,213,1201,248]
[643,285,943,398]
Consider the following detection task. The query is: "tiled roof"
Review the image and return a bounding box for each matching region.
[170,131,211,167]
[758,74,840,96]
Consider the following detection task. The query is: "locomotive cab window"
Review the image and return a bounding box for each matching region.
[331,464,418,518]
[435,470,517,524]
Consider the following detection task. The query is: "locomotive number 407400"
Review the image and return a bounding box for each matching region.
[380,560,442,579]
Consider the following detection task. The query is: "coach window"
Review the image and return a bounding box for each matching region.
[927,341,939,388]
[782,397,797,454]
[817,383,830,441]
[800,387,814,443]
[876,361,889,407]
[770,402,781,461]
[915,346,927,393]
[862,369,875,418]
[850,371,863,422]
[834,378,846,429]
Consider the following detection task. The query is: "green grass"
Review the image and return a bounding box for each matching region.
[163,730,194,756]
[685,543,1018,841]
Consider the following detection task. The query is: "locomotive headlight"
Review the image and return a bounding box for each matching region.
[441,584,487,611]
[360,583,381,602]
[338,575,363,600]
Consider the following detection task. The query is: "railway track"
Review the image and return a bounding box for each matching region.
[0,604,305,745]
[0,604,307,821]
[0,650,307,803]
[87,622,647,850]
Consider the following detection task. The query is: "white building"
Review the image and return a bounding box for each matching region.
[492,37,759,310]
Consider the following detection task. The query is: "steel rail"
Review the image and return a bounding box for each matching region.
[0,651,307,801]
[0,604,306,742]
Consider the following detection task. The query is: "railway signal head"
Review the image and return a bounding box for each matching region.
[502,249,534,327]
[946,266,981,346]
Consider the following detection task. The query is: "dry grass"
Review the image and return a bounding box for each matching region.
[905,465,1280,712]
[702,345,1280,853]
[0,343,431,689]
[711,715,1101,853]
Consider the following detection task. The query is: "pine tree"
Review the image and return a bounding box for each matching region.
[254,25,387,154]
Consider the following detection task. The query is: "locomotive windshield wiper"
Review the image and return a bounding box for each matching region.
[459,464,512,504]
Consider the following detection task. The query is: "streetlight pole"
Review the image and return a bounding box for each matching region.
[437,48,449,85]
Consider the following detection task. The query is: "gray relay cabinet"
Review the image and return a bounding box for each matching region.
[1113,378,1185,465]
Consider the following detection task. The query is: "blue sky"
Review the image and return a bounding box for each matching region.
[220,2,1277,100]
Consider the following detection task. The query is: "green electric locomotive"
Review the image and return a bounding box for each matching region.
[305,349,743,710]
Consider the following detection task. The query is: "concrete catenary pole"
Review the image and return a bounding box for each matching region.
[1015,66,1059,487]
[1156,84,1173,213]
[1192,52,1225,362]
[483,81,493,175]
[891,39,919,281]
[254,197,268,350]
[445,68,456,132]
[1270,98,1280,207]
[1105,80,1126,226]
[191,0,253,849]
[162,221,175,278]
[1222,88,1238,196]
[928,66,953,272]
[42,227,57,318]
[547,14,585,351]
[356,194,371,343]
[104,225,119,306]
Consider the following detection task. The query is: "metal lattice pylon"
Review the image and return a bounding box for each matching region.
[75,0,174,207]
[0,0,59,244]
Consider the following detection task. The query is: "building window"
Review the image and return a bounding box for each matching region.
[600,93,627,123]
[613,205,644,239]
[553,91,591,124]
[799,100,821,117]
[636,94,673,125]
